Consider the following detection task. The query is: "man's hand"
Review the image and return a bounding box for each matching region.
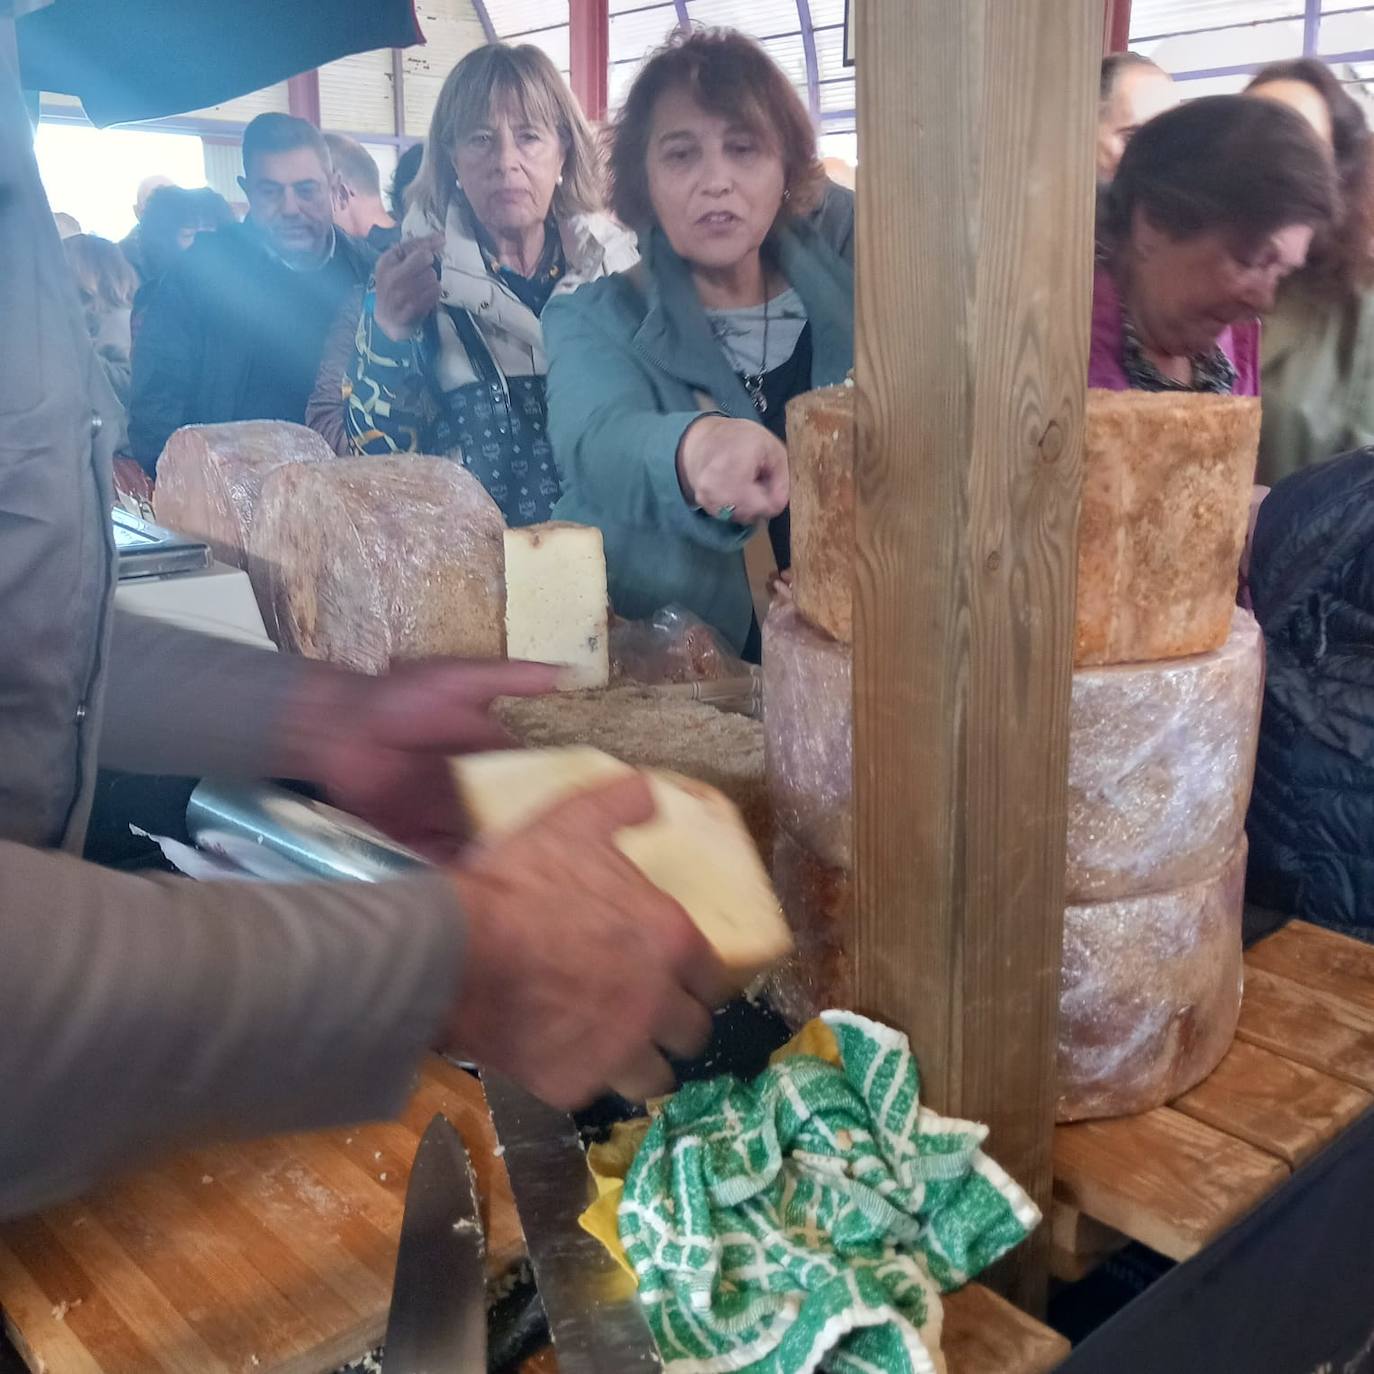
[277,659,560,862]
[446,776,727,1108]
[676,415,789,523]
[373,233,445,342]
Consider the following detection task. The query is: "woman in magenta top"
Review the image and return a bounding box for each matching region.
[1091,95,1336,396]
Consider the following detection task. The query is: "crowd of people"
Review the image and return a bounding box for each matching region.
[9,29,1374,1214]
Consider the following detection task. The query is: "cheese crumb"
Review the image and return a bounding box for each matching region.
[379,1172,389,1182]
[50,1302,69,1322]
[201,1174,214,1185]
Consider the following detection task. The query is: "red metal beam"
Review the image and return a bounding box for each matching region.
[286,69,322,126]
[569,0,610,122]
[1104,0,1132,53]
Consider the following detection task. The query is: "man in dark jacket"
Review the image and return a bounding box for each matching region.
[128,113,374,474]
[1247,448,1374,940]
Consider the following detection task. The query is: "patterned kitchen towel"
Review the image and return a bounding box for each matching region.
[616,1010,1041,1374]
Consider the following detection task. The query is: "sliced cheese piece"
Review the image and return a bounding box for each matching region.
[453,746,792,985]
[250,455,505,671]
[152,420,331,569]
[1058,841,1246,1122]
[504,522,609,689]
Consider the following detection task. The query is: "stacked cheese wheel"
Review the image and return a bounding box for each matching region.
[764,385,1264,1121]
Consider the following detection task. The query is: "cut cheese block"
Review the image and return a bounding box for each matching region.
[787,384,855,645]
[504,522,609,689]
[1058,840,1246,1123]
[495,686,770,857]
[764,828,855,1028]
[452,746,792,984]
[764,601,853,869]
[1067,609,1263,902]
[152,420,331,570]
[250,455,505,672]
[1077,389,1259,667]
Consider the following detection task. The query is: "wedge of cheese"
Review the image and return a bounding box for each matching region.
[503,523,609,689]
[453,746,792,985]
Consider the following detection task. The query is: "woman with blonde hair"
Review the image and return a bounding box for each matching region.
[63,233,138,406]
[346,43,637,524]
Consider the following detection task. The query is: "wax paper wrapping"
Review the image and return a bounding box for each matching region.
[1066,608,1263,901]
[1076,390,1259,667]
[1057,839,1246,1122]
[250,455,506,672]
[764,601,854,868]
[787,383,855,645]
[610,605,746,686]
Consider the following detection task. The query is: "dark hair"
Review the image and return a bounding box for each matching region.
[241,112,332,179]
[140,185,234,279]
[1100,51,1165,103]
[608,28,824,231]
[1102,94,1337,257]
[1248,59,1374,296]
[324,133,382,197]
[391,141,425,220]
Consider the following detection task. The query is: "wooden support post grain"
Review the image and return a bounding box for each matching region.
[852,0,1102,1310]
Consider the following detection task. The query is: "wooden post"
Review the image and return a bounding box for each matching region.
[852,0,1102,1311]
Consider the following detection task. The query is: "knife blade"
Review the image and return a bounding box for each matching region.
[483,1072,663,1373]
[384,1113,486,1374]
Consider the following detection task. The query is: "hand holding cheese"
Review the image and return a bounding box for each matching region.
[446,773,725,1106]
[453,746,793,990]
[676,415,790,523]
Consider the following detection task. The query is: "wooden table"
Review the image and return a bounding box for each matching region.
[1052,921,1374,1277]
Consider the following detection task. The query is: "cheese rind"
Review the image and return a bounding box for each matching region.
[1058,841,1246,1122]
[764,602,853,869]
[452,746,792,985]
[787,385,856,645]
[1076,389,1260,667]
[504,522,609,690]
[1066,609,1263,901]
[250,455,506,671]
[495,686,771,857]
[152,420,331,569]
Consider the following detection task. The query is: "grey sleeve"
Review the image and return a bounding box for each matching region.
[0,841,463,1219]
[100,610,318,779]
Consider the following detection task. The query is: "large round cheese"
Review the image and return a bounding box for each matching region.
[1058,840,1246,1122]
[152,420,331,571]
[787,384,855,645]
[1066,609,1263,902]
[250,456,506,672]
[1076,389,1259,667]
[764,601,852,868]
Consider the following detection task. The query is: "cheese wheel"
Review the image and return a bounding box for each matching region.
[1076,389,1259,667]
[787,384,855,645]
[764,828,854,1028]
[764,601,852,869]
[495,686,771,857]
[453,746,792,986]
[250,456,505,672]
[1067,608,1263,901]
[765,602,1262,898]
[504,522,609,690]
[1057,840,1246,1122]
[153,420,331,570]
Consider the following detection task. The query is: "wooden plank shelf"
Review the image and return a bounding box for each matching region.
[1052,921,1374,1280]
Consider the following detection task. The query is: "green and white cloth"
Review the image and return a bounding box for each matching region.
[618,1010,1041,1374]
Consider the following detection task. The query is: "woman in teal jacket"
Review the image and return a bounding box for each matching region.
[543,30,854,657]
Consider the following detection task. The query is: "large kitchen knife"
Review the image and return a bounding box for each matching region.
[484,1072,663,1372]
[384,1114,486,1374]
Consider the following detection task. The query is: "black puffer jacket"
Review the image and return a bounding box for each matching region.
[1247,447,1374,939]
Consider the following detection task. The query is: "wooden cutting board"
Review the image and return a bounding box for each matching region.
[0,1056,524,1374]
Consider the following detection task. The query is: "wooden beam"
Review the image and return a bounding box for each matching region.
[852,0,1102,1312]
[569,0,610,123]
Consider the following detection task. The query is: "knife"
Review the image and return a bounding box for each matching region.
[384,1114,487,1373]
[484,1072,663,1372]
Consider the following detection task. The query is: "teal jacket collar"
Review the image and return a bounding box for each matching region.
[630,219,855,417]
